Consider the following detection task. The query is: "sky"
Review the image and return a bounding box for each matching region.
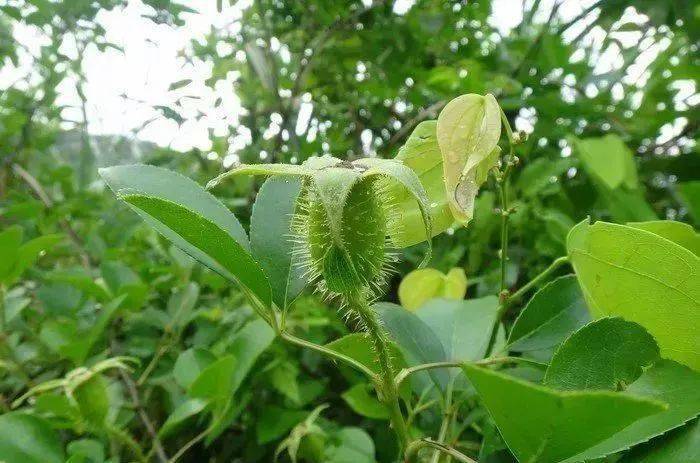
[0,0,688,154]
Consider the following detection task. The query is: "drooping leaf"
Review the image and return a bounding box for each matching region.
[387,121,454,246]
[437,93,501,224]
[0,413,64,463]
[398,267,467,311]
[544,318,660,391]
[250,175,305,309]
[562,360,700,462]
[375,302,448,392]
[507,275,590,356]
[461,363,665,463]
[567,220,700,370]
[342,383,389,420]
[628,220,700,256]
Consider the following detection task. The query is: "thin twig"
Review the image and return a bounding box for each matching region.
[169,429,209,463]
[405,438,477,463]
[385,100,447,152]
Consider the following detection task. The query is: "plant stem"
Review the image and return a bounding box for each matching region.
[505,256,569,306]
[350,292,410,453]
[405,439,477,463]
[168,429,209,463]
[395,362,463,388]
[106,424,148,463]
[279,329,376,379]
[431,380,455,463]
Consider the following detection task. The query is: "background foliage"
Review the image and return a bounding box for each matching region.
[0,0,698,462]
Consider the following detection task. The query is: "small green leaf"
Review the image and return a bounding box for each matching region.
[507,275,590,355]
[174,348,216,390]
[159,398,208,438]
[398,267,467,311]
[562,360,700,462]
[325,427,375,463]
[325,333,404,376]
[250,176,305,309]
[0,412,64,463]
[188,355,237,408]
[544,318,660,391]
[461,363,665,463]
[73,374,110,426]
[0,225,23,281]
[567,220,700,370]
[628,220,700,256]
[256,406,308,444]
[437,93,501,224]
[342,383,389,420]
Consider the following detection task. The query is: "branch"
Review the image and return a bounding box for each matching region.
[385,100,446,152]
[11,163,91,269]
[405,438,477,463]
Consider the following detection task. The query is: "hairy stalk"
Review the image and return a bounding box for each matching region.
[506,256,569,305]
[350,291,410,452]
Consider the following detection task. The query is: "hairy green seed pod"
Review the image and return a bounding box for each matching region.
[306,177,388,296]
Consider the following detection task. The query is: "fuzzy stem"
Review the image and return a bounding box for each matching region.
[350,292,410,453]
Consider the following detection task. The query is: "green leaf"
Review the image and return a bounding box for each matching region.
[188,355,237,408]
[398,268,467,311]
[325,333,404,376]
[622,419,699,463]
[387,121,454,246]
[567,220,700,370]
[325,427,375,463]
[73,374,110,426]
[507,275,590,355]
[159,398,208,438]
[342,383,389,420]
[562,360,700,462]
[125,195,272,310]
[376,302,448,392]
[174,348,216,390]
[0,412,64,463]
[544,318,660,391]
[66,439,104,463]
[0,225,23,281]
[416,296,498,365]
[437,93,501,224]
[461,363,665,463]
[256,406,308,444]
[628,220,700,256]
[9,234,63,282]
[250,176,305,309]
[100,165,272,310]
[207,163,311,190]
[572,134,638,190]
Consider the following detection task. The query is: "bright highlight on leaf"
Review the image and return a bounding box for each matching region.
[398,267,467,311]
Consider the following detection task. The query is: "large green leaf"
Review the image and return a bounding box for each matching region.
[622,419,699,463]
[100,165,273,310]
[416,296,498,365]
[567,220,700,370]
[0,412,64,463]
[250,175,305,309]
[507,275,590,356]
[436,93,501,224]
[571,134,638,190]
[387,121,454,246]
[563,360,700,462]
[628,220,700,256]
[375,302,448,392]
[461,363,665,463]
[544,318,659,391]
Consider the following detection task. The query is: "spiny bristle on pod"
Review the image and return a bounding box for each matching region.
[291,176,398,301]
